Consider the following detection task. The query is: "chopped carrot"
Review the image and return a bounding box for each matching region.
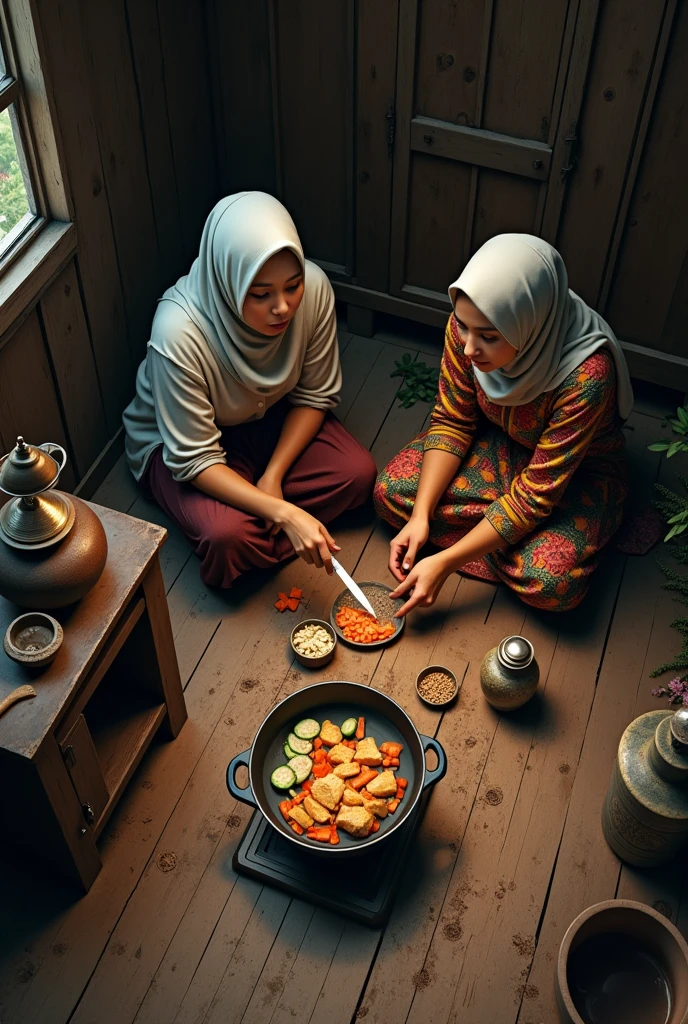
[287,597,300,612]
[307,826,332,842]
[290,821,304,835]
[396,778,408,788]
[387,798,400,813]
[356,716,365,740]
[275,599,288,612]
[278,592,288,602]
[292,791,308,805]
[335,607,396,643]
[313,749,328,763]
[329,825,340,845]
[312,763,332,778]
[313,737,323,750]
[370,819,380,833]
[279,800,292,822]
[289,587,303,599]
[382,756,400,768]
[395,787,405,800]
[380,742,403,757]
[351,768,378,790]
[301,779,314,792]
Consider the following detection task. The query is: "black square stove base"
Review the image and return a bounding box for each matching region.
[233,806,424,928]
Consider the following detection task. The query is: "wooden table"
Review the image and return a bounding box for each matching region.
[0,502,187,892]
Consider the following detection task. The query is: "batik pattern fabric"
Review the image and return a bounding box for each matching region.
[374,316,629,611]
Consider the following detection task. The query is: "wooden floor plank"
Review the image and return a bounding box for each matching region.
[91,453,139,513]
[336,335,383,421]
[343,341,414,450]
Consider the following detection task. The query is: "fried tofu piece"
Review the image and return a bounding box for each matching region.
[354,736,383,767]
[365,769,398,798]
[319,720,343,747]
[362,795,388,818]
[303,795,331,824]
[333,761,360,779]
[311,773,345,811]
[288,805,314,829]
[328,743,355,765]
[342,788,364,806]
[336,805,374,838]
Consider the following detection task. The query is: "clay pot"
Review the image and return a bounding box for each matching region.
[0,495,107,609]
[480,635,539,711]
[556,900,688,1024]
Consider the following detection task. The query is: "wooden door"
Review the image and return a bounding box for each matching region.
[389,0,600,311]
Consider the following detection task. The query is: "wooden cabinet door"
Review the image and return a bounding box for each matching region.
[389,0,600,311]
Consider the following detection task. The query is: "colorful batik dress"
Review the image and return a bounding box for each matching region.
[374,316,629,611]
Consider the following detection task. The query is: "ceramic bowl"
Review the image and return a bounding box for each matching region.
[416,664,459,708]
[556,899,688,1024]
[330,581,404,648]
[290,618,336,668]
[3,611,63,668]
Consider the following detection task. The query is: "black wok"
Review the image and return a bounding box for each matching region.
[227,680,447,855]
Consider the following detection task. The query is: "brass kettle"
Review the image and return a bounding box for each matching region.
[0,436,108,610]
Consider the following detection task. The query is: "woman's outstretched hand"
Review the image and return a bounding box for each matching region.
[389,515,430,582]
[389,552,450,617]
[276,503,340,573]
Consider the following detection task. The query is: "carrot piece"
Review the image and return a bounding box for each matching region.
[395,788,405,800]
[313,749,328,763]
[371,819,380,833]
[356,716,365,740]
[286,597,299,612]
[380,742,403,757]
[307,826,332,843]
[290,821,304,835]
[396,778,408,788]
[275,599,288,612]
[387,798,400,813]
[329,825,340,845]
[278,592,288,601]
[313,737,323,750]
[301,779,314,792]
[312,763,332,778]
[278,800,292,821]
[351,768,378,790]
[289,587,303,599]
[292,791,308,805]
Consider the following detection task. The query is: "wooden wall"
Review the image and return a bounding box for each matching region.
[210,0,688,389]
[0,0,219,489]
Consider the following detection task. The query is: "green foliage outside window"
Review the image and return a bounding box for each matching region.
[0,107,29,239]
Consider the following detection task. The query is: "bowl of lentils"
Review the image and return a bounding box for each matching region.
[416,664,459,707]
[290,618,337,668]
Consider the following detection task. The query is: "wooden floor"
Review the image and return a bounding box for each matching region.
[1,326,685,1024]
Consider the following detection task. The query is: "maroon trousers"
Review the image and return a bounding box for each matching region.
[143,404,377,588]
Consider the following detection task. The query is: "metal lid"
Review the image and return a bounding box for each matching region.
[497,635,534,670]
[0,491,75,547]
[0,437,63,497]
[670,707,688,752]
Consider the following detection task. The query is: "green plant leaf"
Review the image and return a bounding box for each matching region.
[402,352,412,365]
[649,442,671,451]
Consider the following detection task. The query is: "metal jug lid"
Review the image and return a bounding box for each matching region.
[670,707,688,752]
[497,635,534,670]
[0,436,62,497]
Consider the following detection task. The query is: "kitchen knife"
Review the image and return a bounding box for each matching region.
[331,556,377,618]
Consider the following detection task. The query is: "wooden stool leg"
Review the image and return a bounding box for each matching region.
[141,554,187,738]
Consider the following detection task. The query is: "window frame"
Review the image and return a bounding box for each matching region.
[0,0,74,310]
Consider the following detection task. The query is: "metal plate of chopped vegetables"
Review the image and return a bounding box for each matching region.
[330,582,405,649]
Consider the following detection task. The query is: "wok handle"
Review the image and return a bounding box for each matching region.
[420,735,447,790]
[226,749,257,808]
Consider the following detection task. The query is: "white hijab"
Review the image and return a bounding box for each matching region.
[162,192,306,396]
[448,234,633,419]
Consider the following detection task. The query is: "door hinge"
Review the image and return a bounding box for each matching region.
[386,104,396,158]
[560,124,579,180]
[63,744,76,769]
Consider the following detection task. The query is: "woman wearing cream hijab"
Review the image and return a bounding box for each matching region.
[123,192,376,587]
[375,234,632,614]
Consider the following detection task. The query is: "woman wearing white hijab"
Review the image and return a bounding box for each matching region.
[375,234,632,614]
[123,192,376,587]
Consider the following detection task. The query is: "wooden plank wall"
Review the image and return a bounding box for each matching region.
[0,0,219,487]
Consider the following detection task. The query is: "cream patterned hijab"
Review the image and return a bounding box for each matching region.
[448,234,633,418]
[162,192,306,396]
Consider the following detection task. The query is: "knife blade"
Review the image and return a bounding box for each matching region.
[331,557,377,618]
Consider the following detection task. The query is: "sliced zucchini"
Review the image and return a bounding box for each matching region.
[270,765,296,790]
[341,717,357,737]
[287,755,313,784]
[287,732,313,755]
[284,741,298,760]
[293,718,321,740]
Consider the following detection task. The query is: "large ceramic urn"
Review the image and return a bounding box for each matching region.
[602,706,688,867]
[0,436,107,609]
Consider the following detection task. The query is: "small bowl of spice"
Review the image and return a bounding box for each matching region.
[3,612,63,669]
[291,618,336,668]
[416,664,459,707]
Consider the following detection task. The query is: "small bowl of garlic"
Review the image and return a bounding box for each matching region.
[290,618,337,668]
